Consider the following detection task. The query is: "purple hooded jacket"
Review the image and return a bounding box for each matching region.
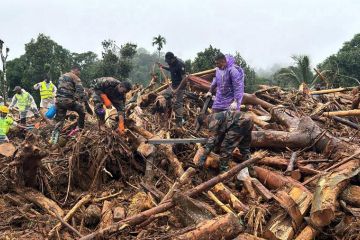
[210,54,245,111]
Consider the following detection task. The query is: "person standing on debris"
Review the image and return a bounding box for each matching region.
[50,65,86,144]
[9,86,40,125]
[0,106,18,142]
[206,53,244,112]
[197,111,253,172]
[157,52,186,126]
[92,77,132,127]
[33,74,57,110]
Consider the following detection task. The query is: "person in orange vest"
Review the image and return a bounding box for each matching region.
[33,74,57,110]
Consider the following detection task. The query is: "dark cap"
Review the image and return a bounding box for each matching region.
[165,52,175,61]
[71,64,81,71]
[13,86,22,92]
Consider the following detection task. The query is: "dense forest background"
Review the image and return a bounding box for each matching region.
[1,33,359,103]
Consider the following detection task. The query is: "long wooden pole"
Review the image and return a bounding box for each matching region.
[310,87,355,95]
[323,109,360,117]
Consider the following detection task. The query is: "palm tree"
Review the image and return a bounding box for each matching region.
[275,55,314,88]
[152,35,166,61]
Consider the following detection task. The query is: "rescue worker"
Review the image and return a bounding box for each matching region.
[197,111,253,172]
[0,106,17,142]
[157,52,186,126]
[9,86,40,124]
[92,77,132,125]
[206,53,245,112]
[33,74,57,110]
[50,65,86,144]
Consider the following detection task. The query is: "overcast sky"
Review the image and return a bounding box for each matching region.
[1,0,359,70]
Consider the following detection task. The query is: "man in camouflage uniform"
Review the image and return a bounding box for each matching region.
[92,77,132,124]
[198,111,253,171]
[50,65,86,143]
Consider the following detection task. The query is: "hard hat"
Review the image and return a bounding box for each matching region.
[0,105,9,114]
[13,86,22,92]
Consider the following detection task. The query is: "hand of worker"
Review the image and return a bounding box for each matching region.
[157,62,164,68]
[205,91,212,98]
[229,101,238,110]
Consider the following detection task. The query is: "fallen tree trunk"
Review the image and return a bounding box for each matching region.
[79,152,266,240]
[310,159,360,227]
[174,213,243,240]
[340,185,360,207]
[264,186,312,240]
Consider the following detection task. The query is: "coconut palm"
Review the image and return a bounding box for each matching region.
[275,55,314,88]
[152,35,166,60]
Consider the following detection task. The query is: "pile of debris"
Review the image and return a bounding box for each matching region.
[0,71,359,240]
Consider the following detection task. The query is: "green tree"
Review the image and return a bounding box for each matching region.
[234,52,256,92]
[99,40,137,81]
[129,48,164,86]
[274,55,314,88]
[152,35,166,60]
[192,45,221,72]
[318,33,360,87]
[6,34,99,102]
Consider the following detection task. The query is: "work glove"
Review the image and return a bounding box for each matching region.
[229,101,238,111]
[205,91,212,98]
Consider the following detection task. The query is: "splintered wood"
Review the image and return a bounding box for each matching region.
[0,77,359,240]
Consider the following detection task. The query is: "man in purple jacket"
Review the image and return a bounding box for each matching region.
[206,53,245,112]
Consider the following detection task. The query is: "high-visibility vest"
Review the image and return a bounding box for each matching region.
[0,117,13,136]
[15,92,31,111]
[40,81,55,99]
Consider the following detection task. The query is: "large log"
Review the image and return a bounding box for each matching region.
[79,153,266,240]
[174,213,243,240]
[264,186,312,240]
[310,159,360,227]
[340,185,360,207]
[294,225,318,240]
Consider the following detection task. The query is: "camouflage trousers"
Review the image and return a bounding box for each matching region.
[54,98,85,131]
[160,85,185,124]
[218,117,253,165]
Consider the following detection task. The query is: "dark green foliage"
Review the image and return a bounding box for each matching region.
[318,33,360,87]
[273,55,314,88]
[192,45,221,73]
